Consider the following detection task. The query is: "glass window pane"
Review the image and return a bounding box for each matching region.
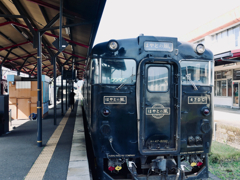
[216,81,222,96]
[222,80,226,96]
[228,79,232,97]
[234,26,240,47]
[216,71,222,79]
[181,61,211,85]
[91,59,99,84]
[101,59,136,84]
[214,81,216,96]
[233,69,240,80]
[148,67,168,91]
[222,71,228,78]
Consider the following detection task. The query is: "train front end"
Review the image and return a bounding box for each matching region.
[83,36,214,179]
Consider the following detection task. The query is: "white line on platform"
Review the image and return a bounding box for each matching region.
[67,99,90,180]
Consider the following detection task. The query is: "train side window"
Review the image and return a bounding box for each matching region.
[148,67,168,92]
[91,58,100,84]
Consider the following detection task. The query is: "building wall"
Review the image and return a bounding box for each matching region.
[181,6,240,108]
[196,25,240,55]
[214,97,232,107]
[180,6,240,43]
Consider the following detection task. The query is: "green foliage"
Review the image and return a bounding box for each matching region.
[209,141,240,163]
[209,141,240,179]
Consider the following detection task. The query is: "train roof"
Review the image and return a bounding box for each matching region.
[91,36,213,62]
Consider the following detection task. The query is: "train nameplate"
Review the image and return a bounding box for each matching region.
[188,96,207,104]
[144,41,173,52]
[146,104,170,119]
[104,96,127,104]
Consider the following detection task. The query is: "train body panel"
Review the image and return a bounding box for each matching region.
[82,36,214,179]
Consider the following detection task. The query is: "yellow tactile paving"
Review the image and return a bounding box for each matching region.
[25,108,72,180]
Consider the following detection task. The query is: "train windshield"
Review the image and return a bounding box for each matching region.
[101,59,136,84]
[181,60,213,85]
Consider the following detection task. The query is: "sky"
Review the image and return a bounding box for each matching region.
[94,0,240,45]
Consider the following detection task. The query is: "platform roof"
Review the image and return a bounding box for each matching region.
[0,0,106,80]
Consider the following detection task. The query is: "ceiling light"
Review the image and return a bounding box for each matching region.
[65,27,70,35]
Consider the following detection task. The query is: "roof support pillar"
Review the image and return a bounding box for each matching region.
[61,66,64,115]
[37,31,42,147]
[66,79,68,111]
[53,55,58,126]
[52,0,65,125]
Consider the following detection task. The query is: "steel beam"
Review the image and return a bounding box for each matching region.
[19,56,30,72]
[5,53,37,63]
[47,46,85,59]
[0,21,89,48]
[62,56,72,66]
[0,45,34,74]
[39,5,66,71]
[39,6,69,67]
[10,0,62,71]
[0,2,33,43]
[0,31,51,72]
[40,12,59,36]
[26,0,82,19]
[12,0,36,35]
[40,21,95,32]
[0,41,32,51]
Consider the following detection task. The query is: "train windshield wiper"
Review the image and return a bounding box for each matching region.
[116,75,134,90]
[186,66,198,91]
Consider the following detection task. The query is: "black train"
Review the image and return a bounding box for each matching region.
[82,35,213,180]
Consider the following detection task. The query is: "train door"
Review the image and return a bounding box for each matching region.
[137,59,181,155]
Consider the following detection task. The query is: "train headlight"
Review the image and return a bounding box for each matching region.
[108,40,119,51]
[102,107,111,117]
[202,107,210,116]
[195,43,205,54]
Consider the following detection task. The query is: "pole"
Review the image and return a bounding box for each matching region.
[0,65,2,95]
[59,0,63,51]
[37,31,42,147]
[61,66,63,115]
[72,58,74,91]
[66,80,68,111]
[53,56,57,125]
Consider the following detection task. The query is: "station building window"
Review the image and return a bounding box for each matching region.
[211,25,240,47]
[233,69,240,80]
[214,70,232,97]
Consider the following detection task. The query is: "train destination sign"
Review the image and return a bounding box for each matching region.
[144,41,173,52]
[188,96,207,104]
[146,104,170,119]
[104,96,127,104]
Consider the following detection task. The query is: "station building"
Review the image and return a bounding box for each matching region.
[181,5,240,108]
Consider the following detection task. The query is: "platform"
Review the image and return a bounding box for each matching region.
[0,98,90,180]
